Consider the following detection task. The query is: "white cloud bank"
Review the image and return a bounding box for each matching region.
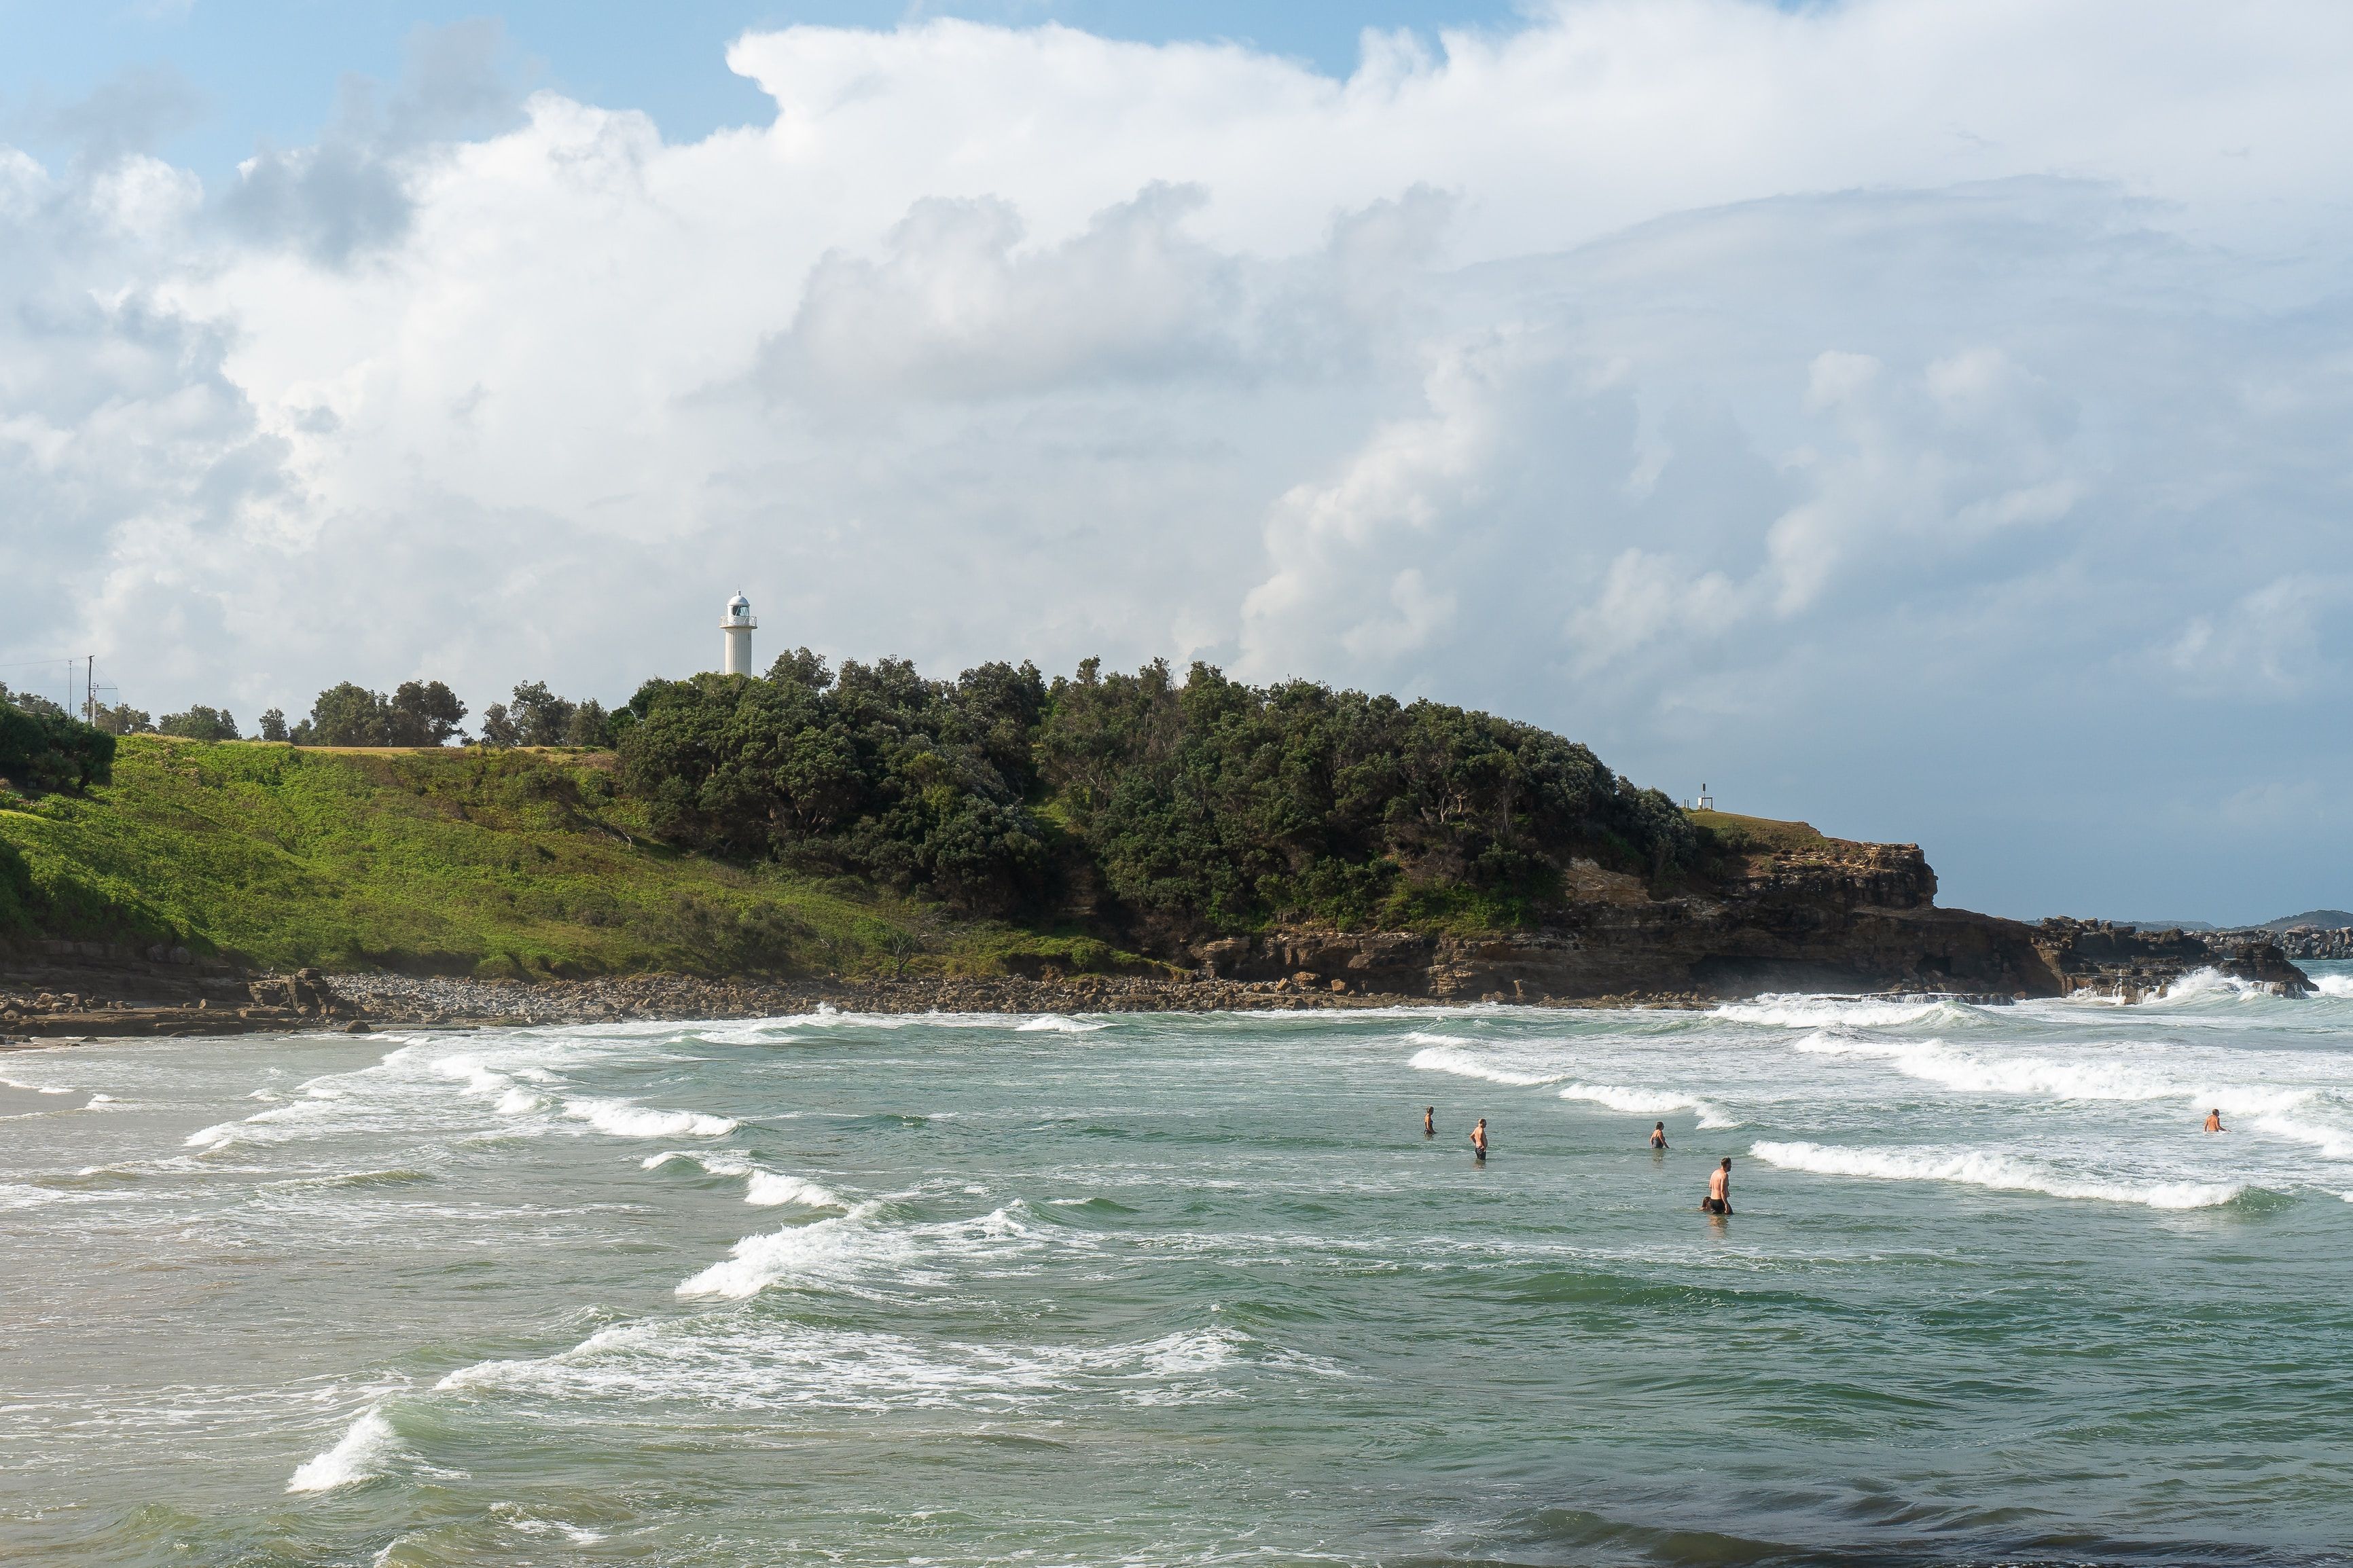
[5,0,2353,917]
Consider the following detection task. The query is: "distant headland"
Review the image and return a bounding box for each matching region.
[0,627,2316,1036]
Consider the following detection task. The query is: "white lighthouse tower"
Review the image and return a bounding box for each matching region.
[721,593,756,676]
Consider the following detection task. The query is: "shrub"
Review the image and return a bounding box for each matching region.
[0,700,115,793]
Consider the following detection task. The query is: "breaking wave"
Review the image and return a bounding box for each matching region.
[1407,1040,1560,1087]
[1750,1139,2245,1209]
[1556,1082,1736,1129]
[0,1074,75,1095]
[745,1172,846,1208]
[286,1406,401,1493]
[437,1317,1264,1414]
[1784,1033,2353,1157]
[1714,996,1971,1029]
[560,1097,737,1139]
[642,1149,844,1208]
[675,1202,897,1299]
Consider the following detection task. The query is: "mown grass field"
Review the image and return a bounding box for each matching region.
[0,737,1145,979]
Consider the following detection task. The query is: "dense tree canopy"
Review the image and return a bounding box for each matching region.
[616,653,1694,936]
[295,681,467,746]
[617,653,1050,911]
[478,682,613,748]
[158,706,240,742]
[1036,658,1695,929]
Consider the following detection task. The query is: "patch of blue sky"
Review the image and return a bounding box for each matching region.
[0,1,1526,181]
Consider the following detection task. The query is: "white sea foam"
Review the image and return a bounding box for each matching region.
[2249,1109,2353,1161]
[183,1120,240,1150]
[642,1149,844,1207]
[1750,1139,2244,1209]
[0,1075,73,1095]
[675,1202,895,1299]
[286,1406,400,1493]
[744,1172,846,1209]
[439,1317,1258,1412]
[1556,1082,1737,1129]
[508,1518,609,1545]
[1715,996,1962,1029]
[433,1056,511,1097]
[2146,967,2267,1003]
[1407,1042,1560,1087]
[2312,974,2353,998]
[643,1148,751,1175]
[1015,1014,1109,1033]
[561,1097,738,1139]
[1791,1032,2174,1101]
[1784,1032,2353,1155]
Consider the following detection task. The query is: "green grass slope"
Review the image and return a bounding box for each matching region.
[0,737,1139,979]
[1684,810,1835,856]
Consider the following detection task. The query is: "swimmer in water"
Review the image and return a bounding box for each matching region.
[1702,1156,1732,1215]
[2204,1108,2226,1133]
[1424,1106,1436,1137]
[1650,1121,1668,1150]
[1471,1118,1488,1161]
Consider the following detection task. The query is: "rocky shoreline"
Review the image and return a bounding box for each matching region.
[0,863,2318,1045]
[1,967,1742,1043]
[0,931,2316,1049]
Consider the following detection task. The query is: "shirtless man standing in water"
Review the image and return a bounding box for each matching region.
[1471,1118,1488,1161]
[1702,1157,1733,1214]
[2205,1108,2227,1133]
[1424,1107,1436,1137]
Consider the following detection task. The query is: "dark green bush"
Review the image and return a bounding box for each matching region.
[0,701,115,793]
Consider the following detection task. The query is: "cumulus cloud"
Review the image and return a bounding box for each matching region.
[219,19,522,264]
[4,0,2353,915]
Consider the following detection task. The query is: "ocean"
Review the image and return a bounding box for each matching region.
[3,966,2351,1566]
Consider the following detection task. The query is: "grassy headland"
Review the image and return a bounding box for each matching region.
[1,656,1725,982]
[0,737,1140,980]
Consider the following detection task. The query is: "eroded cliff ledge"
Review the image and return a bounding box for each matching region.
[1181,815,2310,1003]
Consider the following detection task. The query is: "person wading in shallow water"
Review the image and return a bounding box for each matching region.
[1650,1121,1668,1150]
[2205,1108,2227,1133]
[1424,1106,1436,1138]
[1702,1156,1733,1215]
[1471,1118,1488,1161]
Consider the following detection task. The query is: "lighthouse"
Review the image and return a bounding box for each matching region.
[721,593,757,676]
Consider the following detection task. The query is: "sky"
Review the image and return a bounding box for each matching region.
[0,1,2348,924]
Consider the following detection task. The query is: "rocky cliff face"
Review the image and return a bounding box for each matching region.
[1189,836,2312,1002]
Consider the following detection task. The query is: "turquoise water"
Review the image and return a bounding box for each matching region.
[4,968,2352,1566]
